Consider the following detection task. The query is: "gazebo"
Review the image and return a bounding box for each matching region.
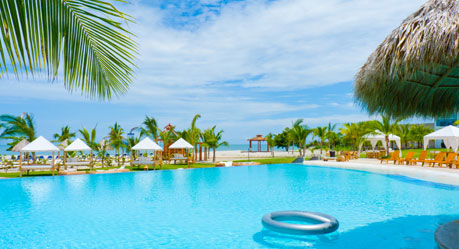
[248,135,269,152]
[361,131,402,156]
[169,138,194,167]
[424,125,459,151]
[20,136,59,177]
[64,138,93,169]
[131,137,163,169]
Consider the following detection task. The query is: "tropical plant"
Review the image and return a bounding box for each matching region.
[201,126,228,162]
[266,133,276,157]
[326,122,337,150]
[141,116,160,141]
[371,114,405,156]
[0,113,37,161]
[79,127,98,150]
[273,128,291,151]
[187,114,201,160]
[53,125,76,143]
[290,119,312,157]
[125,135,142,160]
[313,126,327,156]
[160,128,175,160]
[0,0,137,99]
[410,124,434,148]
[108,122,125,166]
[396,124,412,149]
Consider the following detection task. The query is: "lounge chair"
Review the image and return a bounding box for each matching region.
[410,151,429,166]
[431,152,456,168]
[398,151,415,165]
[380,150,400,164]
[422,152,446,167]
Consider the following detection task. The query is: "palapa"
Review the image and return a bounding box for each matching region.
[355,0,459,117]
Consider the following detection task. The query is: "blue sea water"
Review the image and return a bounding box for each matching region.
[0,164,458,248]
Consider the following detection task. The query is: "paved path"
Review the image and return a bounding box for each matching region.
[305,158,459,186]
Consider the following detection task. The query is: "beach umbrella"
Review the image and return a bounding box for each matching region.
[355,0,459,117]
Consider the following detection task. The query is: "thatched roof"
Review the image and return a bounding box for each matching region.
[248,135,266,141]
[355,0,459,117]
[11,139,29,152]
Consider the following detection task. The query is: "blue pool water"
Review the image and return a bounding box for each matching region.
[0,164,458,248]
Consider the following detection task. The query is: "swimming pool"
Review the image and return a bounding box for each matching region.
[0,164,458,248]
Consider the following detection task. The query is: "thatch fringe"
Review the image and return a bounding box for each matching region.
[354,0,459,117]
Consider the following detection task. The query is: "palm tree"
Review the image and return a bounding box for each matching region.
[108,123,125,166]
[340,123,357,150]
[266,133,276,158]
[411,124,434,148]
[201,126,228,163]
[313,126,327,156]
[125,135,142,160]
[371,114,405,156]
[160,128,175,161]
[141,116,159,142]
[53,125,76,143]
[396,124,412,149]
[326,122,337,150]
[0,0,136,99]
[0,113,37,161]
[290,119,312,156]
[79,127,98,150]
[188,114,201,160]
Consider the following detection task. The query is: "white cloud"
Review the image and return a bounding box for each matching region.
[0,0,427,142]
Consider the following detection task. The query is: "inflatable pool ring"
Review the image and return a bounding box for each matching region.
[262,211,339,235]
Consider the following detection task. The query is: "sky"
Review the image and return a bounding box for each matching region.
[0,0,429,144]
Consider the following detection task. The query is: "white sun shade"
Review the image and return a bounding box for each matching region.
[132,137,163,151]
[65,138,92,151]
[169,138,193,149]
[424,125,459,151]
[21,136,59,152]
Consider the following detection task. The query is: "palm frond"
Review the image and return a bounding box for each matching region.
[0,0,137,99]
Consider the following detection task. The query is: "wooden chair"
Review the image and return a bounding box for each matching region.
[398,151,415,165]
[380,151,400,164]
[432,152,456,168]
[410,151,428,166]
[423,152,447,167]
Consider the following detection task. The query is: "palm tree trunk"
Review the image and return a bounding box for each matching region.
[385,136,390,156]
[213,147,216,163]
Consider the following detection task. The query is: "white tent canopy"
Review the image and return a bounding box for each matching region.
[424,125,459,151]
[169,138,193,149]
[65,138,92,151]
[132,138,163,151]
[362,131,402,155]
[21,136,59,152]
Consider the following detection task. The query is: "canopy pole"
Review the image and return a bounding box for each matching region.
[19,152,23,177]
[64,151,67,170]
[52,151,55,176]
